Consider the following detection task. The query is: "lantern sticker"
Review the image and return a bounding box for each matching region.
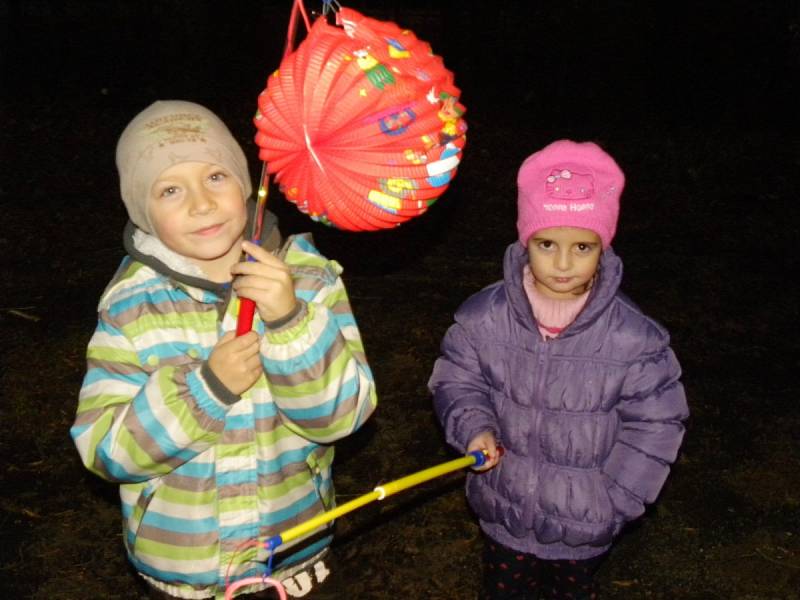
[354,49,396,89]
[379,108,417,136]
[386,38,410,59]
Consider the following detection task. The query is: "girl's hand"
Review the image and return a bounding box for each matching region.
[467,431,502,471]
[208,331,263,395]
[231,241,297,324]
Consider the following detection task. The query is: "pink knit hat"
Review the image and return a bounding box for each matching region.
[516,140,624,248]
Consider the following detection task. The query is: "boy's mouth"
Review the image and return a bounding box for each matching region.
[193,223,224,237]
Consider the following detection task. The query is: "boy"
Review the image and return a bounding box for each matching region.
[71,100,377,599]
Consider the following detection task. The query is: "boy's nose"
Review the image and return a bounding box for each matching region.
[189,190,216,214]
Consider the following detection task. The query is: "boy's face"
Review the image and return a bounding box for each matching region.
[148,161,247,279]
[527,227,602,299]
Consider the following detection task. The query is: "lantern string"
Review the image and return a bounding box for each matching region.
[284,0,312,57]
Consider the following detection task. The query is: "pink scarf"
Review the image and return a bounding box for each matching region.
[522,265,590,340]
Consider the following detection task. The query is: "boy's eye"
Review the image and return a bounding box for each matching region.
[159,186,179,198]
[209,171,227,183]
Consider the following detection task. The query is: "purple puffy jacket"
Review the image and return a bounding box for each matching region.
[429,243,688,560]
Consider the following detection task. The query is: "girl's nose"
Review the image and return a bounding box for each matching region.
[554,248,572,271]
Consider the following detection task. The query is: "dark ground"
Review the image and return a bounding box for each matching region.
[1,1,799,598]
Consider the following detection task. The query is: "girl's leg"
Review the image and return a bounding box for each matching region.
[540,553,606,600]
[480,537,543,599]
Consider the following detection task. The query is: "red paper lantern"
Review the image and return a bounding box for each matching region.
[254,7,467,231]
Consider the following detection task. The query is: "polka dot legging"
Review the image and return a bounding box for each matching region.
[481,538,606,599]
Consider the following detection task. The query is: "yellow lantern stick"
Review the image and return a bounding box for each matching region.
[264,449,499,551]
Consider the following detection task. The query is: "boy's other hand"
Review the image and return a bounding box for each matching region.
[231,241,298,324]
[467,431,502,471]
[208,331,262,395]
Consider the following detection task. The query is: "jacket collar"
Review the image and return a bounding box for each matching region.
[503,241,623,338]
[122,201,281,301]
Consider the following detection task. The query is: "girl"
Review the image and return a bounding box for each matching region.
[429,139,688,599]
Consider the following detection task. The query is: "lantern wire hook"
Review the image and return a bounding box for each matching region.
[321,0,342,17]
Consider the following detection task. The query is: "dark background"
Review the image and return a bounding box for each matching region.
[1,1,798,598]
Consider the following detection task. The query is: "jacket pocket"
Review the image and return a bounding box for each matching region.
[533,462,617,547]
[466,451,532,539]
[306,445,335,510]
[126,478,162,554]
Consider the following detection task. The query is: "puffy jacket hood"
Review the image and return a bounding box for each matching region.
[503,241,624,339]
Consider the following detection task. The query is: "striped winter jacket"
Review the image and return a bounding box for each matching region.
[71,220,377,599]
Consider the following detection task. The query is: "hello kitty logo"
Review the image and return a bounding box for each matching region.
[545,168,594,200]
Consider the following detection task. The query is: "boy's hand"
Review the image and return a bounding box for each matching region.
[208,331,262,395]
[231,241,297,324]
[467,431,502,471]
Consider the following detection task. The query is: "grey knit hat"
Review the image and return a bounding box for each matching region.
[116,100,252,232]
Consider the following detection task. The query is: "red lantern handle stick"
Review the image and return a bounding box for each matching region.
[236,0,312,336]
[235,167,270,336]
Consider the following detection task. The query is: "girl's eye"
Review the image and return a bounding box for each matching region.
[538,241,554,250]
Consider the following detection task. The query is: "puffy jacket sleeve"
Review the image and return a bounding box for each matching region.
[71,311,234,483]
[429,316,498,453]
[602,333,689,521]
[258,242,377,444]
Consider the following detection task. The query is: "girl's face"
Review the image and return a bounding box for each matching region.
[527,227,602,299]
[148,161,247,282]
